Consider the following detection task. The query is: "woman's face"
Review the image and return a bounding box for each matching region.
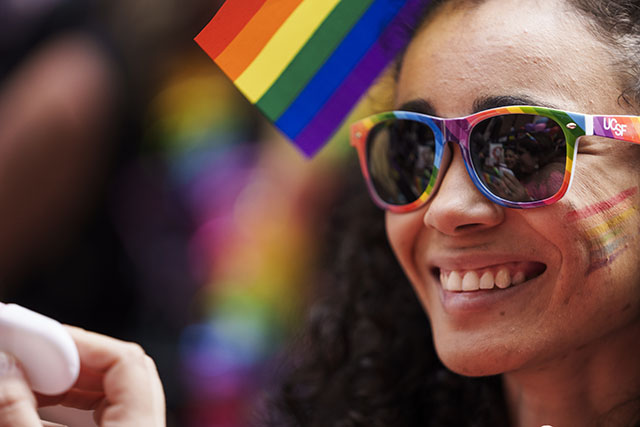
[514,147,537,174]
[386,0,640,376]
[504,148,518,171]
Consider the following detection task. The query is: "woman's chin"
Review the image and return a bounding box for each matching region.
[434,345,518,377]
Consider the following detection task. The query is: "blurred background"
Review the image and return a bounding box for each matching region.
[0,0,389,425]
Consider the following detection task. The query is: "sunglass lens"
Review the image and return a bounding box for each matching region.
[366,119,437,206]
[469,114,567,203]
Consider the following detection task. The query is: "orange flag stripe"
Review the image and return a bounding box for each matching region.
[215,0,305,81]
[194,0,266,60]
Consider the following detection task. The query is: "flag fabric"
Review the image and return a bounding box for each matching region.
[196,0,426,157]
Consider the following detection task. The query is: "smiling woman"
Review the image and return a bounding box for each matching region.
[261,0,640,426]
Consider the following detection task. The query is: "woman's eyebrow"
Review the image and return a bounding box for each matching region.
[397,99,436,115]
[397,96,558,116]
[472,95,557,112]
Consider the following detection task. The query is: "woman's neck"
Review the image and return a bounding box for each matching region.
[503,320,640,427]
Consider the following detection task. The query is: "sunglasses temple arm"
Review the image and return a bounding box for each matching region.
[590,114,640,145]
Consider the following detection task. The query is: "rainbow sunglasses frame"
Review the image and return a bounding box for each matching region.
[350,105,640,212]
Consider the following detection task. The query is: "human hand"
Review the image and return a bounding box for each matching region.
[499,170,531,201]
[487,170,531,202]
[0,326,165,427]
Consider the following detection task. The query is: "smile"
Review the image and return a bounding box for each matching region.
[438,262,547,292]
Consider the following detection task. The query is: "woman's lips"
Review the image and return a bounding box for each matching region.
[435,261,547,292]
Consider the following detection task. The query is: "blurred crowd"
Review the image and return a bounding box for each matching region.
[0,0,365,425]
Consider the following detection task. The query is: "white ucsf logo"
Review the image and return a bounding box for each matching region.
[603,117,627,137]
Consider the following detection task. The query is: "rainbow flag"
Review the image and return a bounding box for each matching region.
[195,0,425,156]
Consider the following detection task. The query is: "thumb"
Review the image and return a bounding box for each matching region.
[0,352,41,427]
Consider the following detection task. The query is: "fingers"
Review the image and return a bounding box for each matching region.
[503,171,518,185]
[0,352,41,427]
[37,388,104,411]
[142,353,165,427]
[35,326,166,426]
[487,177,510,198]
[64,326,166,426]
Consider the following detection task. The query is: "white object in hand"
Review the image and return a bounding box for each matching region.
[0,302,80,395]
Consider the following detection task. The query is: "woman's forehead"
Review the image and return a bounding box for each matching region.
[395,0,621,116]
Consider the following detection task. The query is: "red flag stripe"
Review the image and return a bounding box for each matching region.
[216,0,304,81]
[194,0,266,60]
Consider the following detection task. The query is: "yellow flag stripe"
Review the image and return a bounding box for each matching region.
[234,0,342,103]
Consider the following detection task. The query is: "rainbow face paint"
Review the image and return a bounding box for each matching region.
[565,187,638,273]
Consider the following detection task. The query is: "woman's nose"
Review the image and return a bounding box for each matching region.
[423,144,504,235]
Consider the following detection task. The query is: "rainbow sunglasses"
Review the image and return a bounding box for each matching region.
[350,105,640,212]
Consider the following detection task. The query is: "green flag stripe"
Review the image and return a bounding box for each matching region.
[257,0,374,120]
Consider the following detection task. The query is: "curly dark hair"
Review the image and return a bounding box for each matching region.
[259,0,640,425]
[259,162,508,426]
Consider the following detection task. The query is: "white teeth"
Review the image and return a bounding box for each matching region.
[448,271,462,291]
[462,271,480,291]
[495,269,511,289]
[479,271,494,289]
[440,268,528,292]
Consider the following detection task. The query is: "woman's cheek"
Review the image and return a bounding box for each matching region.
[564,186,640,274]
[385,211,430,288]
[386,211,417,255]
